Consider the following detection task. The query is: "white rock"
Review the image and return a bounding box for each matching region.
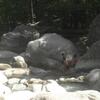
[45,80,66,93]
[12,84,27,91]
[20,79,27,84]
[0,71,8,84]
[30,90,100,100]
[32,84,44,92]
[13,56,28,68]
[4,68,30,78]
[5,91,33,100]
[32,79,66,93]
[7,78,20,85]
[0,84,11,96]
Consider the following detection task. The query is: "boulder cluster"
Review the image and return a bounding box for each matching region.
[0,14,100,99]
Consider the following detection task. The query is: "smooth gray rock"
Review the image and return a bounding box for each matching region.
[26,33,78,73]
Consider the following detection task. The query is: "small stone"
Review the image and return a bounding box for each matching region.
[12,84,27,91]
[7,78,20,85]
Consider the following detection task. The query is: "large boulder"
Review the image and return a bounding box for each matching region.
[88,14,100,46]
[25,33,79,73]
[0,24,40,53]
[75,40,100,74]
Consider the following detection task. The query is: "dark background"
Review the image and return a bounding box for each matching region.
[0,0,99,40]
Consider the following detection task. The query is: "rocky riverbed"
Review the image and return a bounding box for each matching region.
[0,63,99,100]
[0,23,100,100]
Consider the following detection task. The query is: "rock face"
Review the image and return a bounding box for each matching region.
[75,40,100,74]
[88,14,100,46]
[0,24,40,53]
[26,33,78,73]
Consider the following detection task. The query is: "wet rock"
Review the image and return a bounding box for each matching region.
[26,33,78,74]
[29,66,60,79]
